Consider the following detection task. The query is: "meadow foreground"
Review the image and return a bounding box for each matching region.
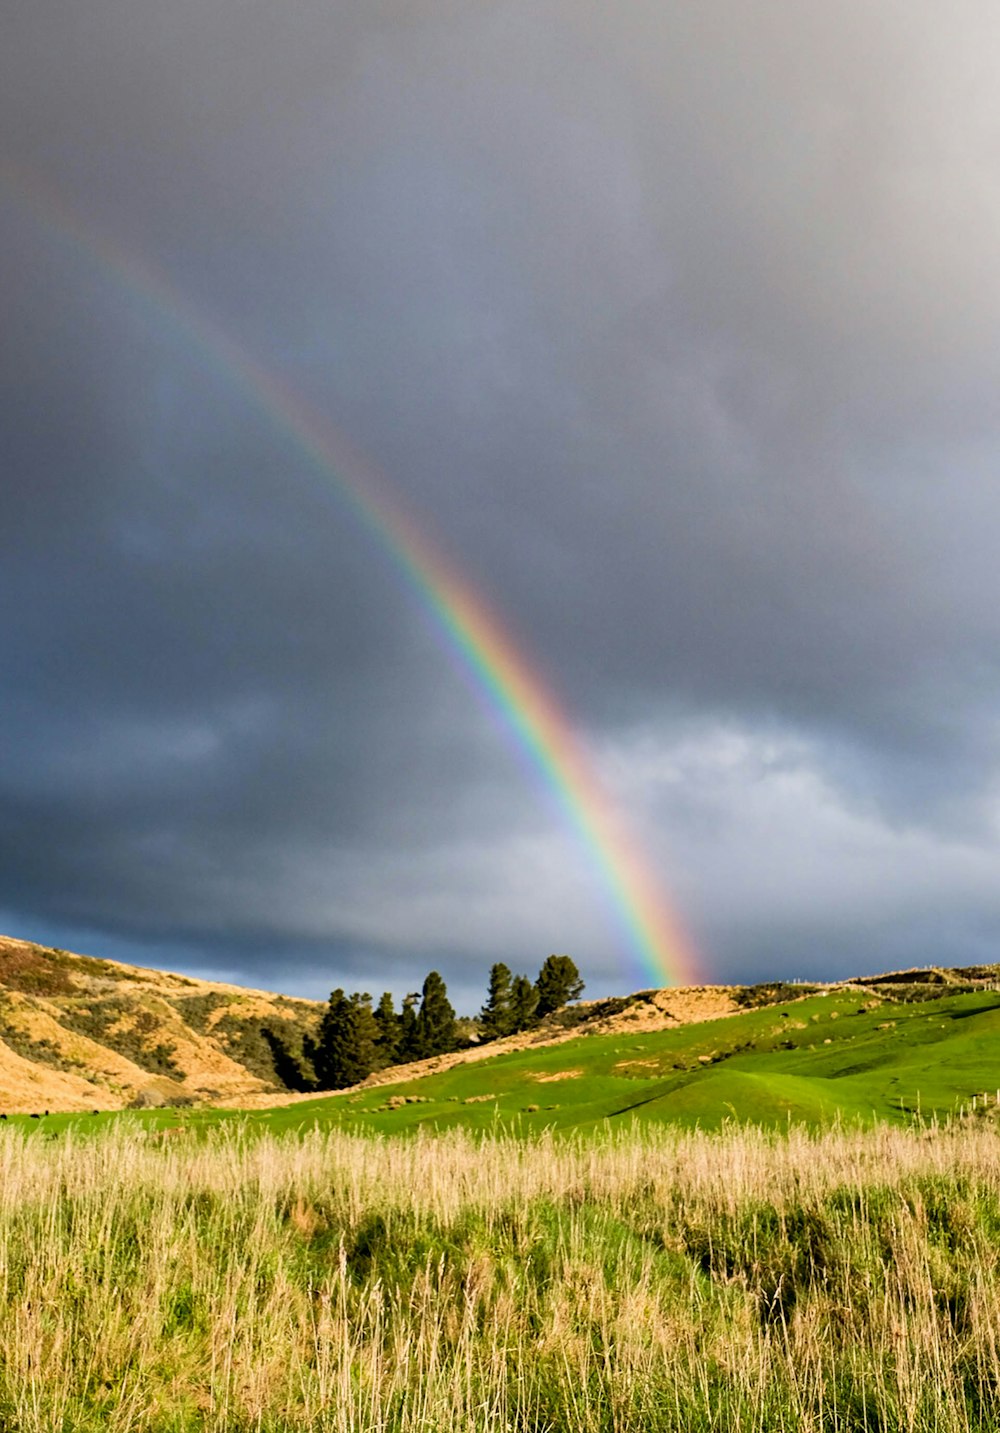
[2,1119,999,1431]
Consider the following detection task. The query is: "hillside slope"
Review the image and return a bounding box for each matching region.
[5,931,1000,1128]
[0,935,321,1112]
[244,973,1000,1137]
[0,935,752,1113]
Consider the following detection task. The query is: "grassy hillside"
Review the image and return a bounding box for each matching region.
[5,930,1000,1131]
[234,980,1000,1138]
[0,935,321,1112]
[7,971,1000,1138]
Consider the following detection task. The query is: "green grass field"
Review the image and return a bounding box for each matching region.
[13,985,1000,1140]
[3,1118,1000,1431]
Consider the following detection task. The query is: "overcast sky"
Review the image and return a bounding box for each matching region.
[3,2,1000,1008]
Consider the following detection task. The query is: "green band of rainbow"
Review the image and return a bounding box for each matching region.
[1,161,702,989]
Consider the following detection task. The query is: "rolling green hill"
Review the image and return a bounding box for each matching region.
[249,983,1000,1136]
[15,972,1000,1138]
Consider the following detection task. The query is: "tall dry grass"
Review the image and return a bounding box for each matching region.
[1,1120,999,1430]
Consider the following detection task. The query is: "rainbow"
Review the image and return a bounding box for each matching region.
[0,161,701,988]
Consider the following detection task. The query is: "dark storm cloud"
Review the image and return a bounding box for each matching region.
[3,1,1000,998]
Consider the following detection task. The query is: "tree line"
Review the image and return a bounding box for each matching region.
[265,954,584,1092]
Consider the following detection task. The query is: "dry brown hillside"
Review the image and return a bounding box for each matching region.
[0,935,321,1113]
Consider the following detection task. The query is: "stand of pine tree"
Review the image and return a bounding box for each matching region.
[478,956,583,1045]
[265,955,585,1091]
[310,971,459,1089]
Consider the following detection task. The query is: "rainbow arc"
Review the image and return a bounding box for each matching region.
[1,161,701,988]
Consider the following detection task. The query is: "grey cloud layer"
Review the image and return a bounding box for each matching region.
[2,2,1000,999]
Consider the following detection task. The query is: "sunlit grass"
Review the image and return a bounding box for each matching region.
[1,1119,999,1429]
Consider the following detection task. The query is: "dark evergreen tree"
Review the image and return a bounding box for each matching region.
[480,962,514,1040]
[398,992,422,1062]
[349,992,380,1073]
[314,988,375,1089]
[534,954,585,1019]
[415,970,456,1056]
[373,991,401,1068]
[508,974,539,1032]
